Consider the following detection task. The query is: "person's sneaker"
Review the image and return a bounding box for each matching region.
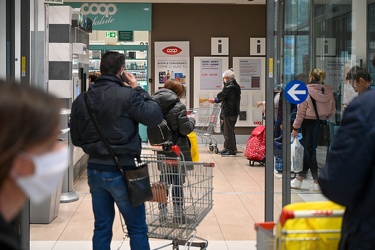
[310,183,320,192]
[219,149,228,154]
[221,151,236,157]
[290,178,302,189]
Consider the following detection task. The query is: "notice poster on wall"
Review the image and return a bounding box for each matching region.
[193,57,229,108]
[154,41,190,108]
[233,57,265,127]
[234,57,263,90]
[199,58,224,90]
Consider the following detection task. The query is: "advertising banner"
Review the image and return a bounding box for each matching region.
[154,41,190,108]
[64,3,152,31]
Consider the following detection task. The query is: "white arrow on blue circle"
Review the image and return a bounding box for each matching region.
[287,83,307,101]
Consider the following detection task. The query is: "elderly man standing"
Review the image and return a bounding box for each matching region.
[209,69,241,156]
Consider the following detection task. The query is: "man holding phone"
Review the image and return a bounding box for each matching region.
[70,51,163,250]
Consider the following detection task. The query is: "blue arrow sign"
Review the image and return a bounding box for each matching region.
[284,80,309,104]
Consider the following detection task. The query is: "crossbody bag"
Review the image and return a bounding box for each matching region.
[310,95,330,146]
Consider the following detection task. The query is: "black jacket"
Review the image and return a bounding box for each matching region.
[70,74,163,169]
[0,215,20,250]
[152,88,195,162]
[215,78,241,117]
[319,90,375,250]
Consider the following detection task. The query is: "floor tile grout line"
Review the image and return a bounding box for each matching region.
[52,192,89,248]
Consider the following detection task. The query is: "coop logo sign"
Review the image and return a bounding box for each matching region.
[81,3,117,18]
[162,46,182,55]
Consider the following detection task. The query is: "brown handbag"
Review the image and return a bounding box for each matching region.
[150,182,167,203]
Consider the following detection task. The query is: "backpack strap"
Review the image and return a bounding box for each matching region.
[163,101,178,117]
[163,100,180,145]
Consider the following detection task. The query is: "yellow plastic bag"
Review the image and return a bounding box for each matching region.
[187,132,199,162]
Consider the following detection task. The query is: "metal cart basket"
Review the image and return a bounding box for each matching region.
[255,201,345,250]
[189,103,221,154]
[118,144,214,250]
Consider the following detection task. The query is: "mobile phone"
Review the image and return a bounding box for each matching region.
[191,111,197,115]
[120,71,130,83]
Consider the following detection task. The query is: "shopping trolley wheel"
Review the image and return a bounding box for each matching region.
[214,146,219,154]
[209,145,214,151]
[249,160,254,166]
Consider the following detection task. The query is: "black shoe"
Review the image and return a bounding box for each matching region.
[219,149,228,154]
[221,151,236,157]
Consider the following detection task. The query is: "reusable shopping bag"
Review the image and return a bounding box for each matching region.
[291,137,304,173]
[187,131,199,162]
[149,182,167,203]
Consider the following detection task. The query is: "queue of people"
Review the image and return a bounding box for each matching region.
[1,47,375,250]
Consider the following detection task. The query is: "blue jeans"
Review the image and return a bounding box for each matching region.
[87,168,150,250]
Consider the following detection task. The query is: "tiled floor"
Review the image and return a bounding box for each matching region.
[30,144,328,250]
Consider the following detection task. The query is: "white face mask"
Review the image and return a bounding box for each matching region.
[14,146,69,204]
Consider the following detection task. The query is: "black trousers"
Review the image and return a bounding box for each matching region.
[222,115,238,152]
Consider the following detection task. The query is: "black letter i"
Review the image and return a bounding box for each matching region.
[257,40,261,54]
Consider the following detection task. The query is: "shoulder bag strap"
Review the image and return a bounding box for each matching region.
[310,95,320,121]
[84,93,124,173]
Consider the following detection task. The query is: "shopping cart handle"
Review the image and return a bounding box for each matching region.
[159,142,181,156]
[171,145,181,156]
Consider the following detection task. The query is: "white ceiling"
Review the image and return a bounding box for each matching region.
[65,0,266,4]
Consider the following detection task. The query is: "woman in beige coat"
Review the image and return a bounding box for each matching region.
[290,68,336,191]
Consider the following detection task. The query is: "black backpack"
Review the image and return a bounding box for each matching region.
[147,103,176,145]
[147,119,174,145]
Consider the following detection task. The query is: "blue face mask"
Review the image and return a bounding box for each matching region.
[14,146,69,204]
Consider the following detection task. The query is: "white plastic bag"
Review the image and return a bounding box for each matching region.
[291,138,304,173]
[214,115,221,134]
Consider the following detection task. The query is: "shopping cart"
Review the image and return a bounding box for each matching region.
[189,103,221,154]
[255,201,345,250]
[117,144,214,250]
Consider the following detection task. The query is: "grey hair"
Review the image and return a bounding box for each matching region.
[222,69,235,79]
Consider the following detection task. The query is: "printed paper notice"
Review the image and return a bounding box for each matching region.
[238,58,262,90]
[200,59,223,90]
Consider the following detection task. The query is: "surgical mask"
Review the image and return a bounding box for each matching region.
[14,146,69,204]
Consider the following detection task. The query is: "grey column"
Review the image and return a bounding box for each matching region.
[265,0,275,222]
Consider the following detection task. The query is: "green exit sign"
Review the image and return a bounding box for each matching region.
[106,31,117,38]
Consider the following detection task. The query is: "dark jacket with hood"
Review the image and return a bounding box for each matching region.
[70,74,163,170]
[319,90,375,250]
[152,88,195,162]
[214,78,241,117]
[0,214,20,250]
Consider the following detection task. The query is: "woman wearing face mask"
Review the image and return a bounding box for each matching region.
[0,81,68,250]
